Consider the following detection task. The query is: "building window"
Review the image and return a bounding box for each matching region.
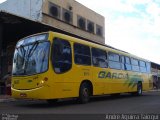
[62,8,73,24]
[49,2,61,19]
[96,24,103,37]
[77,16,86,30]
[87,20,94,33]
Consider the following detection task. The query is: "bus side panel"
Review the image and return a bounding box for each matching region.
[92,67,109,95]
[51,65,92,99]
[108,69,129,94]
[127,72,141,92]
[142,73,152,91]
[50,40,93,99]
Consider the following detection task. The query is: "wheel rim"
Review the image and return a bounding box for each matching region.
[138,84,142,95]
[83,88,89,98]
[81,87,90,103]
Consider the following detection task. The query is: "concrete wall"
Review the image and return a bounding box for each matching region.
[0,0,43,21]
[0,0,105,43]
[42,0,104,28]
[42,0,105,43]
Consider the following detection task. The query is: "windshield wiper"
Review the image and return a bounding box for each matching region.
[28,41,39,58]
[24,41,40,74]
[15,45,26,74]
[20,45,26,65]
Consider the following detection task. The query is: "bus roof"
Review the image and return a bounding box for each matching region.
[50,31,150,63]
[17,31,150,63]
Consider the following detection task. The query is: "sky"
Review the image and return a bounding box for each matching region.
[0,0,5,4]
[76,0,160,64]
[0,0,160,64]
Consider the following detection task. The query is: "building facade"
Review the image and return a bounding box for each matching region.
[151,62,160,89]
[0,0,105,44]
[0,0,105,94]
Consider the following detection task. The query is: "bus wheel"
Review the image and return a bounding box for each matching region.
[79,83,90,104]
[137,82,142,96]
[47,99,58,105]
[131,82,142,96]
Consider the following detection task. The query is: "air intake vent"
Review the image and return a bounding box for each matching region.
[49,2,60,19]
[87,20,94,33]
[63,9,73,24]
[96,25,103,36]
[77,16,86,30]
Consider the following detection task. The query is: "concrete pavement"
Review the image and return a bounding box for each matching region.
[0,95,15,103]
[1,91,160,114]
[0,89,160,103]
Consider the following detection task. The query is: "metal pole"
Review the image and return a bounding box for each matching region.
[0,23,4,94]
[0,23,3,79]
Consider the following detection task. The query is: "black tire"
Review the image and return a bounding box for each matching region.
[47,99,58,105]
[79,83,90,104]
[137,82,142,96]
[131,82,142,96]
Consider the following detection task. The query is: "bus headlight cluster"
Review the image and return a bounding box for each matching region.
[38,77,48,86]
[40,80,45,84]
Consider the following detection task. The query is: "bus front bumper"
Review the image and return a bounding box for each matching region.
[11,86,52,100]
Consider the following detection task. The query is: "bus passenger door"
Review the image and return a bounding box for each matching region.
[52,38,78,98]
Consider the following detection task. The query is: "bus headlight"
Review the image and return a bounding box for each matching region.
[37,77,48,86]
[38,77,48,86]
[40,80,45,84]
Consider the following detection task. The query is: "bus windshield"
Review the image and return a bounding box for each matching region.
[12,35,50,76]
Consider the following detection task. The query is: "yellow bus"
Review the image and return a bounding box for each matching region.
[11,31,153,103]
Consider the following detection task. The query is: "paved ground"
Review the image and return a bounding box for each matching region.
[0,91,160,114]
[0,91,160,120]
[0,95,15,102]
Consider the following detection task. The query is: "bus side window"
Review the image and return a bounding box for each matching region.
[108,52,121,69]
[121,56,125,70]
[74,43,91,66]
[131,58,139,72]
[92,48,107,68]
[146,62,151,73]
[125,56,132,70]
[52,38,72,74]
[121,56,132,71]
[139,61,147,73]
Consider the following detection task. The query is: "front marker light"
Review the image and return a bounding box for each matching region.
[40,80,45,84]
